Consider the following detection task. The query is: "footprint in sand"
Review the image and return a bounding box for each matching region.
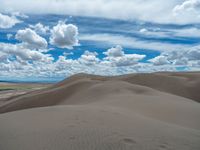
[158,143,171,150]
[69,136,76,140]
[122,138,137,145]
[68,124,76,128]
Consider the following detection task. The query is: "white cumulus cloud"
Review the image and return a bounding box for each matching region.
[0,13,21,29]
[15,28,48,50]
[103,45,124,57]
[173,0,200,13]
[103,45,146,67]
[149,56,170,66]
[173,0,200,23]
[29,23,49,34]
[50,21,79,49]
[149,45,200,66]
[0,43,52,62]
[78,51,100,66]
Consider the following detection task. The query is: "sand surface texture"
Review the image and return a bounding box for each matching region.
[0,72,200,150]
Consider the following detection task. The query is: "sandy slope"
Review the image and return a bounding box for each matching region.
[0,72,200,150]
[0,82,51,105]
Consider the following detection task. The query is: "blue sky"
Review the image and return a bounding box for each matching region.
[0,0,200,81]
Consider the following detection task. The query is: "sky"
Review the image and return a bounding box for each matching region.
[0,0,200,82]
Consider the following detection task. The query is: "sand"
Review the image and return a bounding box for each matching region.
[0,82,51,106]
[0,72,200,150]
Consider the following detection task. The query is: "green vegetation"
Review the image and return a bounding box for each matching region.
[0,84,49,91]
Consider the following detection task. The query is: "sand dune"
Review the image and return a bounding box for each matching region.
[0,72,200,113]
[0,72,200,150]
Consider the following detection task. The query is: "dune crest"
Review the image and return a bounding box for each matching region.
[0,72,200,113]
[0,72,200,150]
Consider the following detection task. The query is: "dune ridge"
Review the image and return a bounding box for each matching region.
[0,72,200,113]
[0,72,200,150]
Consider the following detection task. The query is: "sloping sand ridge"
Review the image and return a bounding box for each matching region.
[0,72,200,150]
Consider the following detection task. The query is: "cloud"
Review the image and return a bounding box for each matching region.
[0,13,21,28]
[139,28,148,33]
[173,0,200,23]
[138,27,200,39]
[0,52,8,63]
[173,0,200,13]
[6,33,13,40]
[11,11,28,19]
[172,27,200,38]
[0,43,200,80]
[149,56,170,66]
[103,45,146,67]
[148,45,200,66]
[78,51,100,65]
[103,45,124,57]
[186,49,200,60]
[80,33,192,52]
[71,45,146,67]
[29,23,49,34]
[0,42,54,78]
[173,58,188,65]
[1,0,198,24]
[103,54,146,67]
[168,46,200,61]
[50,21,79,49]
[0,43,53,63]
[15,28,48,50]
